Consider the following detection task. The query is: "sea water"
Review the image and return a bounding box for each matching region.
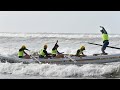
[0,32,120,79]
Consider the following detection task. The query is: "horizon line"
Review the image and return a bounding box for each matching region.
[0,32,99,34]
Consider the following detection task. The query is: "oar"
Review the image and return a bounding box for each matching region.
[64,53,77,63]
[30,55,41,64]
[88,42,120,50]
[66,55,77,63]
[28,50,41,64]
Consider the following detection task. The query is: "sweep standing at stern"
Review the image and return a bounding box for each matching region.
[100,26,109,55]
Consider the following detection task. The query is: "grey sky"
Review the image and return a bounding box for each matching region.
[0,11,120,34]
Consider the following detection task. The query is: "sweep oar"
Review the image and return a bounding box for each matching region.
[88,42,120,50]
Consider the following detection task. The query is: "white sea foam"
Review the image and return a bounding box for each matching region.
[0,62,120,79]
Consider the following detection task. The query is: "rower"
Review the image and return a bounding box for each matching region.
[39,44,51,58]
[100,26,109,55]
[18,45,30,59]
[51,40,64,58]
[76,46,86,57]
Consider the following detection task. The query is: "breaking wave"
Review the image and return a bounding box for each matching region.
[0,61,120,79]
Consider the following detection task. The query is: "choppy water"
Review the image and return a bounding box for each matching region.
[0,32,120,79]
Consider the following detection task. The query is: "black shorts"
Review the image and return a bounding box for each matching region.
[39,55,44,58]
[19,56,23,58]
[52,54,56,57]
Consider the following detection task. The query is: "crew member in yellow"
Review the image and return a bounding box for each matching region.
[100,26,109,55]
[76,46,86,57]
[18,45,30,59]
[39,45,51,58]
[51,40,64,58]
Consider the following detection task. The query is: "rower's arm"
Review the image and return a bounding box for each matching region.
[52,43,58,50]
[81,52,85,55]
[102,27,107,34]
[57,50,60,54]
[100,26,108,34]
[43,50,49,56]
[54,40,58,47]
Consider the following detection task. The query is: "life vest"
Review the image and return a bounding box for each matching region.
[78,49,83,55]
[18,50,24,57]
[39,49,46,57]
[76,49,83,56]
[52,49,57,55]
[102,34,109,41]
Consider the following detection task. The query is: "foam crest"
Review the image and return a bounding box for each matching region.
[0,62,120,78]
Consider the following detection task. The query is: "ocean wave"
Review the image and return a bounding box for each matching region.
[0,61,120,78]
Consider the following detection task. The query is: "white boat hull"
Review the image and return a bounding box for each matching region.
[1,54,120,65]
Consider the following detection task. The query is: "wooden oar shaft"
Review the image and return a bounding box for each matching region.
[88,42,120,50]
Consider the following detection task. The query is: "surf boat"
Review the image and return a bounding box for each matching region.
[33,54,120,65]
[1,54,120,65]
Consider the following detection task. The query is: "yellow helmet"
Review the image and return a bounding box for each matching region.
[22,45,26,49]
[44,45,47,48]
[80,46,85,50]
